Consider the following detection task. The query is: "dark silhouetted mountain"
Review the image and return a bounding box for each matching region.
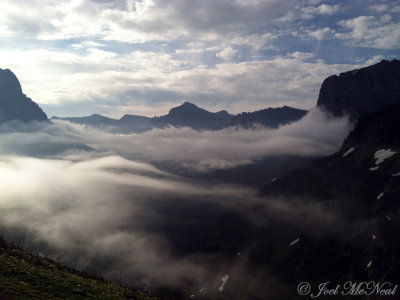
[261,103,400,203]
[53,102,307,133]
[228,106,307,129]
[250,61,400,297]
[0,68,48,123]
[257,103,400,296]
[52,114,119,127]
[151,102,234,130]
[119,114,153,133]
[317,59,400,119]
[52,114,153,134]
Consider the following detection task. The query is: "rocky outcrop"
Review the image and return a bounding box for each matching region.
[0,68,48,123]
[317,59,400,119]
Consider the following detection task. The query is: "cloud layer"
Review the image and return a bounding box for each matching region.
[0,109,353,298]
[0,0,398,117]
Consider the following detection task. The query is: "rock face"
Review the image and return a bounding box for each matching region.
[317,59,400,119]
[0,68,48,123]
[228,106,307,129]
[261,103,400,200]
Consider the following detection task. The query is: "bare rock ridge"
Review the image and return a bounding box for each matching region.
[317,59,400,119]
[0,68,48,123]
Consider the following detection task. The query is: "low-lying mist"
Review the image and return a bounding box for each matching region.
[0,109,355,299]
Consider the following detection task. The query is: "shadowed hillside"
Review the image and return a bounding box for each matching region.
[0,237,159,300]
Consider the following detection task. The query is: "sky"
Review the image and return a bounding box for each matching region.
[0,0,399,117]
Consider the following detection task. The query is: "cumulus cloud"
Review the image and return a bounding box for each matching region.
[0,47,361,117]
[336,15,400,49]
[301,4,340,19]
[0,0,394,118]
[307,27,332,40]
[216,47,237,61]
[368,4,388,13]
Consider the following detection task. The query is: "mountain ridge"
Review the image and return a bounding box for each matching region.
[52,102,308,133]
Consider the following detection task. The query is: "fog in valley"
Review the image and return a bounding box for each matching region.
[0,109,353,299]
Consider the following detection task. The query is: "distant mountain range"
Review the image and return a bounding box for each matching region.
[0,68,48,123]
[53,102,307,133]
[0,67,307,132]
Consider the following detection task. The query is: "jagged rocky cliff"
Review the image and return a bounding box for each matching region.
[317,59,400,119]
[0,68,48,123]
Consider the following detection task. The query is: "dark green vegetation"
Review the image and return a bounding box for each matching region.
[0,237,158,300]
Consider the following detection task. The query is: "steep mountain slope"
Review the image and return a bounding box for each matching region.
[228,106,307,129]
[254,103,400,299]
[317,59,400,119]
[261,103,400,207]
[0,69,48,123]
[254,60,400,298]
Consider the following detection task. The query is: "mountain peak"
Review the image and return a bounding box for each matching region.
[181,101,197,108]
[0,68,23,97]
[0,68,48,123]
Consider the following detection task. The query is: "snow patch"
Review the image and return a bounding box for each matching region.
[289,238,300,246]
[386,215,392,221]
[374,149,397,165]
[271,177,277,182]
[352,69,359,75]
[372,234,376,240]
[393,172,400,177]
[367,260,372,268]
[377,192,384,200]
[237,252,241,256]
[218,275,229,292]
[190,295,195,298]
[369,166,379,171]
[343,147,355,157]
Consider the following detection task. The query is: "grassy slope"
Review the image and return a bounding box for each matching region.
[0,238,158,300]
